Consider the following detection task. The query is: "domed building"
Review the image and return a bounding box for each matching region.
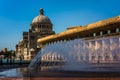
[30,8,53,34]
[16,8,55,60]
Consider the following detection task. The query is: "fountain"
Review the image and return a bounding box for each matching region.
[29,35,120,72]
[0,35,120,79]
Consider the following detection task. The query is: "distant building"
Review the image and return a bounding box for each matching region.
[1,48,7,53]
[16,8,55,60]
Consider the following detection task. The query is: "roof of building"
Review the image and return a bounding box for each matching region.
[37,16,120,44]
[31,8,52,24]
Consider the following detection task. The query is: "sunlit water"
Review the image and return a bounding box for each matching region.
[0,36,120,78]
[29,35,120,71]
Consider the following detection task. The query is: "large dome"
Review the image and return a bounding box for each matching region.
[31,8,52,24]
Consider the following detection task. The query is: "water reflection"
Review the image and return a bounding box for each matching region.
[1,63,120,78]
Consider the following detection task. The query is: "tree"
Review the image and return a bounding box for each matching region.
[4,51,11,63]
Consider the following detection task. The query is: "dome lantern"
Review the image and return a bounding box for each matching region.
[31,8,52,24]
[40,8,44,15]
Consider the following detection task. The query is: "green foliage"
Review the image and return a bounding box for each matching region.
[11,51,16,57]
[4,51,16,58]
[4,51,11,58]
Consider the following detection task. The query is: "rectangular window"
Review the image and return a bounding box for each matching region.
[100,31,103,36]
[116,28,119,33]
[93,33,96,37]
[108,30,110,34]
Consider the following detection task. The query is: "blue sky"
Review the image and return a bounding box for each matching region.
[0,0,120,50]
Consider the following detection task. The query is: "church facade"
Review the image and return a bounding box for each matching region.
[16,9,55,60]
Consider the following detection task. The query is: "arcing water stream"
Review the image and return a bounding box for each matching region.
[29,35,120,71]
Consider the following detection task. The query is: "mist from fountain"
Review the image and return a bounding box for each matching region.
[29,35,120,71]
